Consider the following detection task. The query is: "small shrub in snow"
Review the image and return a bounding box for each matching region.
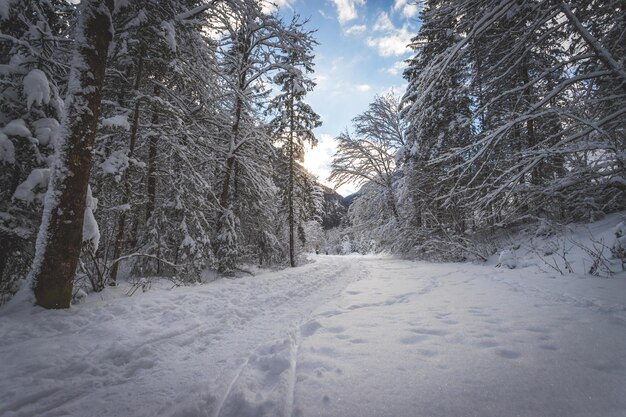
[610,222,626,270]
[72,288,88,305]
[534,218,556,237]
[498,250,517,269]
[341,236,352,255]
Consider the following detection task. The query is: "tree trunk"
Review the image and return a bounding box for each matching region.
[30,0,114,309]
[109,52,144,286]
[219,94,243,208]
[288,93,295,267]
[146,85,160,221]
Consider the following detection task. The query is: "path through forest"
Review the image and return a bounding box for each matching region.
[1,255,626,417]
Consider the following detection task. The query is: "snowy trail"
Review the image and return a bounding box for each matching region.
[0,257,364,417]
[292,257,626,417]
[1,256,626,417]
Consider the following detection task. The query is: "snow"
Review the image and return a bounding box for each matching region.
[498,249,517,269]
[101,114,130,131]
[0,132,15,163]
[1,219,625,417]
[0,0,16,20]
[2,119,31,137]
[23,69,51,111]
[12,168,50,203]
[82,185,100,251]
[161,21,177,52]
[100,149,129,179]
[114,0,130,14]
[32,118,60,147]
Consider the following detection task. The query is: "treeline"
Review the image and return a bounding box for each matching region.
[333,0,625,260]
[0,0,323,306]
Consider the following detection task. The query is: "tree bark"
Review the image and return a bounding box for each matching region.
[146,85,160,221]
[219,94,243,208]
[109,52,144,286]
[31,0,114,309]
[288,93,295,267]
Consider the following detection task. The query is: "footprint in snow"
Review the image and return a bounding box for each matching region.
[539,344,559,351]
[525,326,552,334]
[409,327,449,336]
[494,348,522,359]
[326,326,346,334]
[476,340,500,348]
[300,320,322,337]
[417,349,439,357]
[399,334,429,345]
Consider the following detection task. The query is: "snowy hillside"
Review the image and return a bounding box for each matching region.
[1,215,625,417]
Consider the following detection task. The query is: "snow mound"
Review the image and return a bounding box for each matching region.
[12,168,50,203]
[484,212,626,277]
[32,117,60,147]
[3,119,31,137]
[102,114,130,131]
[24,68,51,110]
[101,149,129,179]
[0,132,15,163]
[161,21,177,52]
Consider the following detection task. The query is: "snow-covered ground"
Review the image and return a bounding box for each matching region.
[2,219,626,417]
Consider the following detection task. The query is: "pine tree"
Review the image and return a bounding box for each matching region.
[0,0,72,302]
[268,15,321,267]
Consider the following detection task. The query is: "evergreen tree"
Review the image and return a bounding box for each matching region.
[268,15,321,267]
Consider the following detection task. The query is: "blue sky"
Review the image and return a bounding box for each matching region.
[269,0,421,195]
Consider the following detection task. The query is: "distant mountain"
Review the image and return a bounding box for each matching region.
[342,192,360,206]
[317,184,349,230]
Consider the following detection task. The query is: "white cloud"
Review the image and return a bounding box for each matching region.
[355,84,371,92]
[304,133,357,195]
[345,24,367,35]
[260,0,291,13]
[304,133,336,183]
[393,0,406,10]
[318,8,333,20]
[373,12,395,32]
[331,0,366,23]
[401,4,419,18]
[386,60,406,75]
[315,74,329,86]
[366,11,413,57]
[392,0,420,19]
[366,25,412,57]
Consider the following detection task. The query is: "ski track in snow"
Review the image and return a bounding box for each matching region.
[1,255,626,417]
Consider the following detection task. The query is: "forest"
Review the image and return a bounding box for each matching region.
[0,0,625,309]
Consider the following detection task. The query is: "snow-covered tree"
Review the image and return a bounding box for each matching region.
[383,0,626,260]
[30,0,114,308]
[268,15,321,267]
[0,0,72,303]
[328,93,406,255]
